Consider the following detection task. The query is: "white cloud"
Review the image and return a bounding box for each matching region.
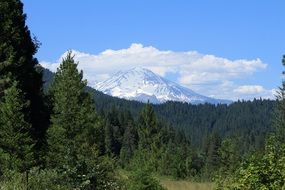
[234,85,265,94]
[232,85,277,100]
[41,43,274,100]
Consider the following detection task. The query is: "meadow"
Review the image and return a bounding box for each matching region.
[161,179,214,190]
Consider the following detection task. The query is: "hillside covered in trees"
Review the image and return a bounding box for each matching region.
[43,68,276,154]
[0,0,284,190]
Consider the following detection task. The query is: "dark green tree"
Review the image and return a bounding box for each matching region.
[0,81,34,178]
[218,138,241,175]
[0,0,48,159]
[134,103,165,172]
[159,141,192,178]
[47,51,97,161]
[104,119,116,157]
[104,108,124,157]
[275,55,285,144]
[204,133,221,178]
[138,102,159,150]
[120,118,138,167]
[47,52,119,189]
[47,51,89,169]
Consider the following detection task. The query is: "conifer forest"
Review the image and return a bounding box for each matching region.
[0,0,284,189]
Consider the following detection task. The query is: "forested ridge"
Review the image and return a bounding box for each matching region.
[0,0,284,189]
[44,68,276,153]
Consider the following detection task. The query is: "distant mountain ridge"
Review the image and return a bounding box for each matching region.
[95,67,231,104]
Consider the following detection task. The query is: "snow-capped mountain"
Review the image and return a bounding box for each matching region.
[94,67,231,104]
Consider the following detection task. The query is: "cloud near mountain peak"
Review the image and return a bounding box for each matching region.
[40,43,275,100]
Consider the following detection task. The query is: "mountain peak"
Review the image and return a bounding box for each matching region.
[130,66,147,71]
[119,67,156,76]
[95,67,231,104]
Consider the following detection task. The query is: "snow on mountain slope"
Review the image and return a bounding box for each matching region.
[94,67,231,104]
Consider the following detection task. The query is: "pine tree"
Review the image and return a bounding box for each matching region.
[0,0,48,159]
[205,133,221,177]
[104,119,116,157]
[120,118,138,167]
[275,55,285,143]
[47,52,119,189]
[138,102,159,150]
[104,108,124,157]
[47,51,96,166]
[0,81,34,174]
[135,102,164,172]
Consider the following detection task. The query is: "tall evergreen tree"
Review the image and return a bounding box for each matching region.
[0,81,34,174]
[275,55,285,143]
[138,102,159,150]
[47,52,119,189]
[205,133,221,177]
[104,108,124,157]
[120,117,138,166]
[0,0,48,157]
[135,102,165,172]
[47,51,97,167]
[104,119,116,157]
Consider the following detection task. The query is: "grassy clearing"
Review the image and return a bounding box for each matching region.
[160,178,214,190]
[117,170,214,190]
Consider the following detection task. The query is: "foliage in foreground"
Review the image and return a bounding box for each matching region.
[45,52,122,189]
[216,138,285,189]
[216,55,285,190]
[0,81,34,175]
[126,168,166,190]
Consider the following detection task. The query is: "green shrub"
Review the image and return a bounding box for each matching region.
[0,170,25,190]
[127,168,166,190]
[0,168,71,190]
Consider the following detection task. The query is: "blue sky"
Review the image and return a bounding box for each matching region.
[22,0,285,100]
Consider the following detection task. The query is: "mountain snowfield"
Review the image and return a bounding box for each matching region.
[94,67,231,104]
